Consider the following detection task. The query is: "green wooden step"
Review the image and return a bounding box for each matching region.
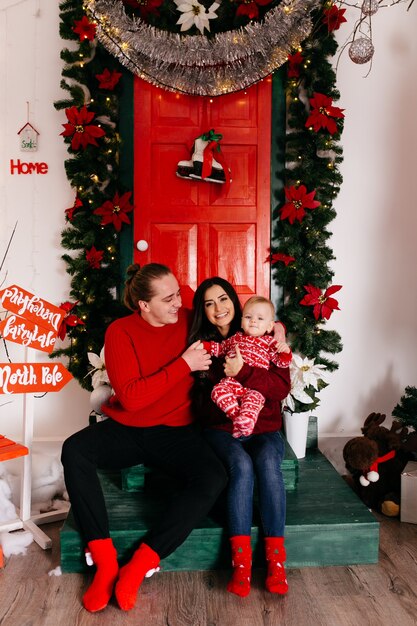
[60,447,379,573]
[121,437,299,494]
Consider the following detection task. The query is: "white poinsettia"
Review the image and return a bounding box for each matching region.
[284,354,329,412]
[175,0,220,35]
[290,353,329,390]
[87,346,110,389]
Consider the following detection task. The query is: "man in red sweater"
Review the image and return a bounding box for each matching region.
[61,263,227,613]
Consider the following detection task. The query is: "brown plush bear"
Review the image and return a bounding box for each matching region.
[342,413,414,517]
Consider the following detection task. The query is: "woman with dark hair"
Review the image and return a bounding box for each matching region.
[190,277,291,598]
[61,264,227,613]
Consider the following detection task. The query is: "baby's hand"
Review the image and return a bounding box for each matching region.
[276,341,291,354]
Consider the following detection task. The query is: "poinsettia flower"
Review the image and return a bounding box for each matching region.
[269,252,296,266]
[72,15,97,41]
[287,51,304,78]
[284,354,329,411]
[305,92,345,135]
[86,246,104,269]
[58,301,85,340]
[300,284,342,320]
[322,4,347,32]
[280,185,320,224]
[94,191,133,232]
[175,0,220,35]
[95,68,122,90]
[87,346,110,389]
[65,195,83,221]
[122,0,164,18]
[235,0,272,20]
[61,106,106,151]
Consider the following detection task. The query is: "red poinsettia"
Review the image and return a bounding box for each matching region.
[58,301,85,341]
[122,0,164,18]
[65,195,83,221]
[95,68,122,90]
[235,0,272,20]
[305,92,345,135]
[322,4,347,32]
[86,246,104,269]
[61,106,106,151]
[94,191,133,232]
[287,51,304,78]
[72,15,97,41]
[269,252,296,266]
[300,284,342,320]
[280,185,320,224]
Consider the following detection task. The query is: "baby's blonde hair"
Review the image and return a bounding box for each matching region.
[243,296,275,319]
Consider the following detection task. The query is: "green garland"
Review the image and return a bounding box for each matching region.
[54,0,343,394]
[273,13,344,374]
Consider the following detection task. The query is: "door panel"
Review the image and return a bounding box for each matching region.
[133,78,272,302]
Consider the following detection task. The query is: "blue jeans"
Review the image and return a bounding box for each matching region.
[204,429,286,537]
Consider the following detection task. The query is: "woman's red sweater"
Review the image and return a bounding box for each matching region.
[102,309,194,427]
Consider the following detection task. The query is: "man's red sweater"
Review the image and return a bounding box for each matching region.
[102,309,193,427]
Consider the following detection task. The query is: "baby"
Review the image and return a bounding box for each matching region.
[204,296,292,438]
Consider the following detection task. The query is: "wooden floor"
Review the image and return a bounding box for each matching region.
[1,515,416,626]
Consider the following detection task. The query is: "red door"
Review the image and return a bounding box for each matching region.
[133,78,272,304]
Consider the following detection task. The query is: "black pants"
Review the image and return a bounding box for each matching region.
[61,420,228,559]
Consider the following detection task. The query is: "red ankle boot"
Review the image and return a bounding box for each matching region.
[82,538,119,612]
[264,537,289,595]
[227,535,252,598]
[115,543,160,611]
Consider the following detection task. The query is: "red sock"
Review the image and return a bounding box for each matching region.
[115,543,160,611]
[264,537,289,595]
[226,536,252,598]
[82,538,119,612]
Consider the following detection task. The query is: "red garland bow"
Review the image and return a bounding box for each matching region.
[58,301,85,340]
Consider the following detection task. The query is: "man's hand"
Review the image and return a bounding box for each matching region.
[182,340,212,372]
[224,345,244,377]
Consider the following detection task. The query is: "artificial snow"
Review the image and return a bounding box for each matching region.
[0,465,17,522]
[0,446,68,559]
[0,530,33,558]
[48,566,62,577]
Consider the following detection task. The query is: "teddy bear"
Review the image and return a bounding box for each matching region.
[342,412,414,517]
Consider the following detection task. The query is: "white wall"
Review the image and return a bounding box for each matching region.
[0,0,90,441]
[322,5,417,435]
[0,0,416,442]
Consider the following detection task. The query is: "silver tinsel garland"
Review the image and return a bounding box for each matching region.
[85,0,321,96]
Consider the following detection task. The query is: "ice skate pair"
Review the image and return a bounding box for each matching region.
[176,129,231,185]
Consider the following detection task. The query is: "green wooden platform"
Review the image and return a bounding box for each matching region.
[60,429,379,573]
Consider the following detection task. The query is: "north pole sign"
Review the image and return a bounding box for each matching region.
[0,363,72,394]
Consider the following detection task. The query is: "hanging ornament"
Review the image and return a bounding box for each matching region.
[348,38,375,64]
[361,0,379,16]
[176,130,231,188]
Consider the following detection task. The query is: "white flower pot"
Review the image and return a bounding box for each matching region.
[283,410,310,459]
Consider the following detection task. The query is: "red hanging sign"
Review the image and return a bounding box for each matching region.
[0,363,72,394]
[0,285,66,333]
[0,314,57,353]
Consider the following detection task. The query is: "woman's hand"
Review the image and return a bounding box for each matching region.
[182,340,212,372]
[274,321,286,343]
[224,345,244,377]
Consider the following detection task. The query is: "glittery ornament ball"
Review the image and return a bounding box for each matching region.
[348,38,374,64]
[361,0,379,16]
